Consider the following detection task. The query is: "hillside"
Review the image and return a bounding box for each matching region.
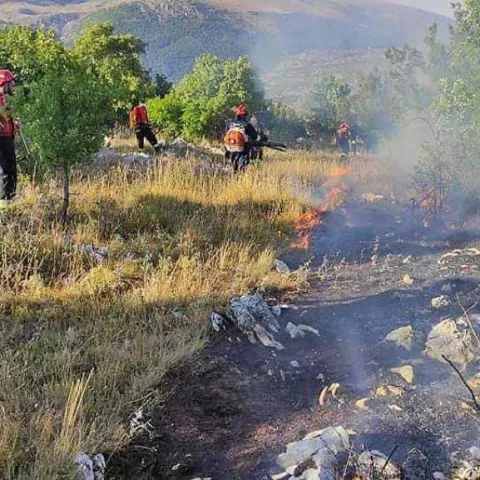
[67,0,450,81]
[2,0,450,82]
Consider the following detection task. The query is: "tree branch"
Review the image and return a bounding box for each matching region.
[442,354,480,412]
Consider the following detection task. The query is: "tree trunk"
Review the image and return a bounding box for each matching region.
[61,160,70,225]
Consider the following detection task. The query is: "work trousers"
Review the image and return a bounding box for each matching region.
[0,137,17,200]
[134,124,159,150]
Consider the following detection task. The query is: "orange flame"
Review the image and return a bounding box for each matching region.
[291,183,349,250]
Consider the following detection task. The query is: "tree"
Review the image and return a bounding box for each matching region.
[72,23,151,110]
[0,26,64,82]
[308,75,351,136]
[148,55,265,141]
[154,73,173,98]
[14,56,114,222]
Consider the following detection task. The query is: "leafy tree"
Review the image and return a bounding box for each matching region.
[13,56,114,221]
[307,75,351,136]
[0,25,65,82]
[154,73,172,98]
[148,55,265,140]
[72,23,151,109]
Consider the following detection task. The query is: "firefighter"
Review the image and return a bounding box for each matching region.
[336,121,351,157]
[0,69,18,202]
[224,104,258,172]
[129,100,162,153]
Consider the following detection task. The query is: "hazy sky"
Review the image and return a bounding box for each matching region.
[390,0,456,17]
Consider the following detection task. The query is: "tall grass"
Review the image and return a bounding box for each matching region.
[0,150,341,478]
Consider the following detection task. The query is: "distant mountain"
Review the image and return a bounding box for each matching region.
[2,0,451,82]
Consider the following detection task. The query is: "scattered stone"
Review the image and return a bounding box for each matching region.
[468,374,480,389]
[376,385,404,398]
[228,294,284,350]
[291,360,300,368]
[433,473,447,480]
[75,453,106,480]
[355,398,371,410]
[313,448,336,478]
[425,318,477,368]
[286,322,320,340]
[403,255,414,264]
[316,373,325,382]
[431,295,451,309]
[388,404,403,412]
[403,274,414,286]
[210,312,227,332]
[357,450,401,478]
[274,259,291,274]
[385,325,415,351]
[276,426,349,471]
[391,365,415,384]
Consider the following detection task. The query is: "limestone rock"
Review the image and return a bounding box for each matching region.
[390,365,415,384]
[274,259,291,274]
[425,318,477,368]
[385,326,415,351]
[431,295,451,309]
[277,427,349,471]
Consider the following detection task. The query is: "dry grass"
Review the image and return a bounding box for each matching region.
[0,149,342,478]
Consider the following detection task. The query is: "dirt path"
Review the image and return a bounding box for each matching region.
[109,180,480,479]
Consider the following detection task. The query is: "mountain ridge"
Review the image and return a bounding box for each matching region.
[2,0,451,83]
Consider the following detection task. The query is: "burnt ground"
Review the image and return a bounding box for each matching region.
[108,192,480,479]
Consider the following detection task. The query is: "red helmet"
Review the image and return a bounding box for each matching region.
[0,70,16,87]
[235,104,248,117]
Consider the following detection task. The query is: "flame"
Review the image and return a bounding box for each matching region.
[291,182,349,250]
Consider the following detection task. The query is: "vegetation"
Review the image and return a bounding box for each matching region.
[147,55,265,141]
[0,150,341,478]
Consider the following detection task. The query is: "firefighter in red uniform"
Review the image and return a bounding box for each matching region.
[0,69,18,201]
[129,100,161,153]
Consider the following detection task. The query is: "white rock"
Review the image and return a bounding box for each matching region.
[313,448,336,479]
[210,312,227,332]
[286,322,320,339]
[431,295,451,309]
[297,468,320,480]
[441,283,453,293]
[286,322,306,339]
[277,427,349,470]
[274,259,291,274]
[75,453,94,480]
[425,318,477,367]
[291,360,300,368]
[385,326,415,351]
[254,323,285,350]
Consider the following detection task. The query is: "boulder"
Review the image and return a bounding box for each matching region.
[425,318,477,368]
[277,427,349,471]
